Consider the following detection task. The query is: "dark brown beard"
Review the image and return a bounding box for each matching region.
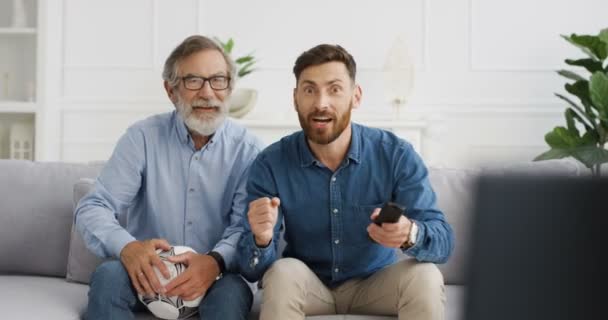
[297,100,353,145]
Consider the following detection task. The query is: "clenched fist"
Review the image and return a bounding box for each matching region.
[247,197,280,247]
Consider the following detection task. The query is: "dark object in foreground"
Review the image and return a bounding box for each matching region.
[465,175,606,320]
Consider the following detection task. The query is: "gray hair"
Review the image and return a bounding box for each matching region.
[162,35,237,91]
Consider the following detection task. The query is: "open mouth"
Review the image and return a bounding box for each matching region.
[312,117,332,123]
[311,116,333,129]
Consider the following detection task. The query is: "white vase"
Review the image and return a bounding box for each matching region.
[229,88,257,118]
[11,0,28,28]
[383,35,415,119]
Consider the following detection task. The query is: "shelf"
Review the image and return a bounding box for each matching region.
[0,28,37,35]
[0,101,37,113]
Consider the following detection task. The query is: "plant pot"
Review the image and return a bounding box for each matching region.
[229,88,257,118]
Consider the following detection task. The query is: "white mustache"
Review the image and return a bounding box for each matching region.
[191,99,221,108]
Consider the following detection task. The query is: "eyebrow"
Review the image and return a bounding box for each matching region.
[182,71,227,78]
[300,79,344,86]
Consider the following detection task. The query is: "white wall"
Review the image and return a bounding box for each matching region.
[41,0,607,168]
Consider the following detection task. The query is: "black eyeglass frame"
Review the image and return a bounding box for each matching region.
[180,75,231,91]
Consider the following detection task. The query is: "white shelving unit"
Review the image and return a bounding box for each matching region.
[0,0,39,160]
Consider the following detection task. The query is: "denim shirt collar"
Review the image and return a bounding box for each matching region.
[298,122,361,167]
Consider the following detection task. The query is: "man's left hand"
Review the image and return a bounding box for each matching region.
[367,208,411,248]
[163,252,220,301]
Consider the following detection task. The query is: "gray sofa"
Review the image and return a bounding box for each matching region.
[0,159,581,319]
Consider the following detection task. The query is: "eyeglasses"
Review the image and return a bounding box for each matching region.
[181,75,231,91]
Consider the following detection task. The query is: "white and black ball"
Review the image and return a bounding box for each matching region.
[138,246,203,320]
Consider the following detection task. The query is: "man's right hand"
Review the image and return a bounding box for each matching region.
[247,197,280,247]
[120,238,172,297]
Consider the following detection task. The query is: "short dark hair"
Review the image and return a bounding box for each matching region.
[162,35,236,90]
[293,44,357,83]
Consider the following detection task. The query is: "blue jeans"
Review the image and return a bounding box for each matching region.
[86,260,253,320]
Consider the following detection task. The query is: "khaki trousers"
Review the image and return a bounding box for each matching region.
[260,258,445,320]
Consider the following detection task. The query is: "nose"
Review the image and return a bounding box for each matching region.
[197,80,215,99]
[314,92,330,110]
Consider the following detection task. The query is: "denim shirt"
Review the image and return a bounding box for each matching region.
[238,123,454,286]
[75,111,263,271]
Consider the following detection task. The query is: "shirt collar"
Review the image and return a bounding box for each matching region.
[298,122,362,167]
[347,123,361,164]
[174,111,190,145]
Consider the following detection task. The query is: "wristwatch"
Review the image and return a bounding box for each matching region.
[400,221,418,250]
[207,251,225,280]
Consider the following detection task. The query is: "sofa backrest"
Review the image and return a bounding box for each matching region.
[428,167,479,285]
[11,158,579,284]
[0,160,101,277]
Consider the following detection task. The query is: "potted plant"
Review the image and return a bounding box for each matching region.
[215,37,258,118]
[535,28,608,177]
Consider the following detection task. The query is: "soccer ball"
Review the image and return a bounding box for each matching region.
[138,246,203,319]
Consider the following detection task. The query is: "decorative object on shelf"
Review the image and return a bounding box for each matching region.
[534,27,608,177]
[10,121,34,160]
[214,37,258,118]
[383,35,415,120]
[11,0,28,28]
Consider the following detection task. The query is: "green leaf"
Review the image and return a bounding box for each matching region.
[563,34,607,60]
[238,69,254,78]
[599,28,608,45]
[565,80,593,110]
[565,109,580,136]
[571,146,608,168]
[545,127,576,148]
[581,130,600,145]
[557,70,585,81]
[555,93,597,126]
[565,58,603,73]
[534,148,571,161]
[239,60,255,72]
[223,38,234,54]
[590,72,608,117]
[235,55,254,64]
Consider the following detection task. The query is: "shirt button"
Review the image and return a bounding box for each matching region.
[334,239,340,244]
[189,188,195,192]
[333,208,338,214]
[334,268,339,273]
[194,156,199,160]
[331,177,336,182]
[187,221,193,226]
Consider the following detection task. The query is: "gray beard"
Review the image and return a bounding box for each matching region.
[176,97,228,136]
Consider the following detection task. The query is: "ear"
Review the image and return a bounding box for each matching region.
[352,84,362,110]
[164,81,178,105]
[293,87,298,112]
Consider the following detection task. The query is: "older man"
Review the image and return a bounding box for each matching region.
[75,35,262,320]
[238,44,454,320]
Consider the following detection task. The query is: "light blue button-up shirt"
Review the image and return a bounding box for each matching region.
[75,111,263,271]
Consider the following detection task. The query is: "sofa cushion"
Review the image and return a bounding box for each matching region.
[0,275,169,320]
[0,275,89,319]
[0,160,101,277]
[66,178,104,284]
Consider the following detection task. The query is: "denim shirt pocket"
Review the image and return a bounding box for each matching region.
[344,203,384,245]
